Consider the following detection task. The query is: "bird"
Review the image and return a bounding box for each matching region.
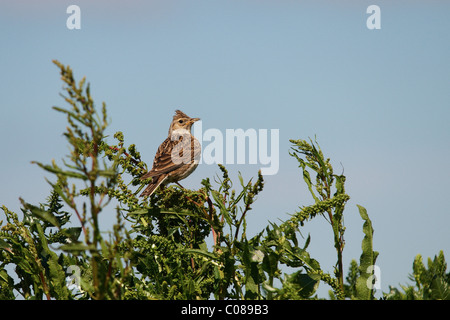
[140,110,201,197]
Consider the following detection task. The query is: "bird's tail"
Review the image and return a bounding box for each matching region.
[140,175,167,197]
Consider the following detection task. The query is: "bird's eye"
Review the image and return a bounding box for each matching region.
[178,119,184,124]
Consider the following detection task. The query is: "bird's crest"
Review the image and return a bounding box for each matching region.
[173,110,189,120]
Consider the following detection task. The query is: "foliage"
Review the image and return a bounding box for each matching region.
[0,60,440,300]
[384,251,450,300]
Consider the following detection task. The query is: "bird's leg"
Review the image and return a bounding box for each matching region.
[175,182,185,189]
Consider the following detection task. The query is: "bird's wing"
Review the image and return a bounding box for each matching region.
[141,136,190,179]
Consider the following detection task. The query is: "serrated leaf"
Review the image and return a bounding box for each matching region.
[48,257,70,299]
[61,227,82,242]
[430,277,450,300]
[20,199,60,228]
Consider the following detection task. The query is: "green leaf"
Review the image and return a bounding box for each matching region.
[32,222,70,298]
[355,205,379,300]
[283,271,320,298]
[231,188,246,207]
[18,260,34,275]
[61,227,82,242]
[430,277,450,300]
[185,248,218,261]
[262,250,278,277]
[211,190,232,225]
[238,172,244,187]
[128,208,150,215]
[262,282,277,293]
[48,257,70,299]
[0,269,12,283]
[47,181,73,209]
[301,163,319,203]
[97,169,117,178]
[20,199,60,228]
[0,239,10,251]
[32,161,88,180]
[59,243,97,252]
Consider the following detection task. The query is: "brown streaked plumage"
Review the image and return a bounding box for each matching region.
[140,110,201,197]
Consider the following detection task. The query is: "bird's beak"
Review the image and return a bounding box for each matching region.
[189,117,200,124]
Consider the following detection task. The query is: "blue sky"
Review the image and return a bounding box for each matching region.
[1,1,450,297]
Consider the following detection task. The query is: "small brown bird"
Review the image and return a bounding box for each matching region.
[140,110,201,197]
